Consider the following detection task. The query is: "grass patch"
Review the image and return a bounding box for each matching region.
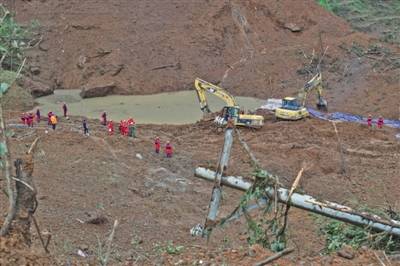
[315,214,400,254]
[316,0,400,45]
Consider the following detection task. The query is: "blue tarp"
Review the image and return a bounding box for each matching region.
[308,108,400,129]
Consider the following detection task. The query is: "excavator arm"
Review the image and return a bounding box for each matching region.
[194,78,237,113]
[297,72,327,110]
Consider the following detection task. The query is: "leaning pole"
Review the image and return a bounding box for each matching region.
[195,167,400,237]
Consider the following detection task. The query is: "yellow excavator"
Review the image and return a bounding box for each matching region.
[275,72,328,120]
[194,78,264,128]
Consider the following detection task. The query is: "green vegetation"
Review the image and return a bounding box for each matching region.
[0,5,38,71]
[316,0,400,45]
[218,169,288,252]
[316,216,400,254]
[153,241,184,255]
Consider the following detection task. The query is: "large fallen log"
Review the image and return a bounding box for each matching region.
[195,167,400,237]
[204,128,234,232]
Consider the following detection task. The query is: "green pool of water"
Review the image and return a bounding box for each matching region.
[36,90,265,125]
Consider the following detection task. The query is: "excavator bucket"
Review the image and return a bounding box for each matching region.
[317,98,328,111]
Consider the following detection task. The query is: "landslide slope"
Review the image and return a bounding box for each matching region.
[14,0,399,117]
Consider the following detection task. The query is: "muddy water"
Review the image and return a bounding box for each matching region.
[36,90,265,124]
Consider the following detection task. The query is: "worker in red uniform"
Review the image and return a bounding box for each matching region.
[107,121,114,135]
[62,103,68,117]
[118,120,122,134]
[367,114,372,127]
[154,137,161,153]
[119,120,124,135]
[47,111,53,125]
[27,113,34,127]
[123,120,129,136]
[165,141,173,158]
[20,113,26,124]
[101,111,107,126]
[377,116,384,129]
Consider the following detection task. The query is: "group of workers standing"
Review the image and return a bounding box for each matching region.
[367,115,384,129]
[21,104,175,157]
[20,108,59,130]
[154,137,173,157]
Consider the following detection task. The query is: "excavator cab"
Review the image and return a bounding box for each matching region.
[281,97,301,110]
[215,106,240,126]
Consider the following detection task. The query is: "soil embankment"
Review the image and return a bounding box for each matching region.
[13,0,400,118]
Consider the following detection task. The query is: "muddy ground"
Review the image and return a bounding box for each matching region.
[11,0,400,118]
[1,0,400,265]
[1,113,399,265]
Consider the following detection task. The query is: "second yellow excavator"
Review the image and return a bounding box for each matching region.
[275,72,328,120]
[194,78,264,128]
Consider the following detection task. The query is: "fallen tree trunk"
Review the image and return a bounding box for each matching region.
[204,128,234,232]
[195,167,400,237]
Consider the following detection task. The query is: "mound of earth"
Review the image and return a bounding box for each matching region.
[12,0,400,117]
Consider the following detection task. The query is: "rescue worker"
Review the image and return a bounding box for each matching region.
[377,116,384,129]
[107,120,114,135]
[118,120,123,135]
[20,113,27,124]
[36,108,41,123]
[128,118,136,138]
[62,103,68,118]
[165,141,173,158]
[50,114,57,130]
[367,114,372,127]
[154,137,161,153]
[83,119,89,135]
[47,111,53,125]
[101,111,107,126]
[122,120,128,136]
[27,113,34,127]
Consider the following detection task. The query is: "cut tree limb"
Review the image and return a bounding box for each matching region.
[278,167,304,236]
[101,220,119,266]
[253,248,294,266]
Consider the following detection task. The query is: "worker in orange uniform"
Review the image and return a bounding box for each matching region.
[377,116,384,129]
[154,137,161,153]
[367,114,372,127]
[107,121,114,135]
[50,114,58,130]
[165,141,173,158]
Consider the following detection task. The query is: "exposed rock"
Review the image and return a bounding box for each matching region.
[284,23,303,32]
[80,78,116,98]
[83,211,108,225]
[38,40,50,51]
[29,66,41,75]
[337,245,355,260]
[77,55,88,69]
[17,77,54,98]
